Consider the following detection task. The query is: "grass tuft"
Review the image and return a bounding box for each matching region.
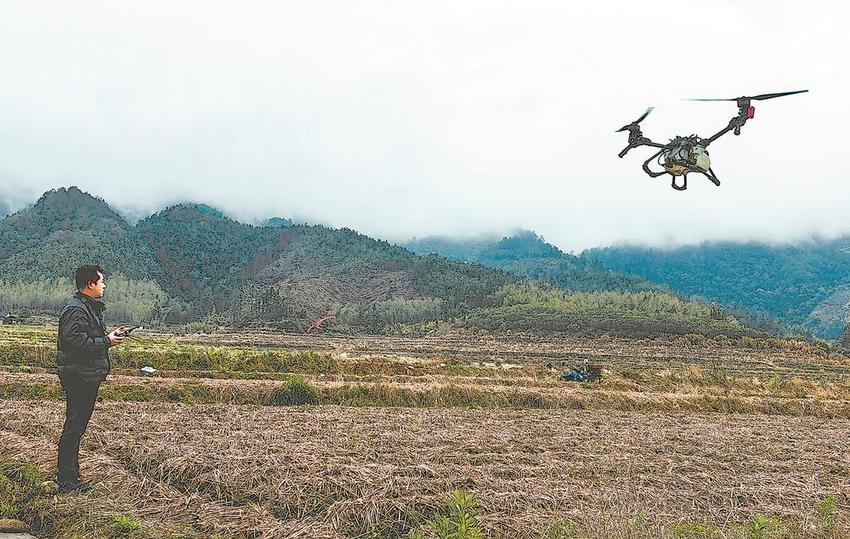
[818,493,838,530]
[412,490,483,539]
[110,514,142,537]
[672,521,719,538]
[267,376,319,406]
[739,514,782,539]
[0,500,20,518]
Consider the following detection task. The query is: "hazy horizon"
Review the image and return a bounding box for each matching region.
[2,2,848,252]
[4,184,850,255]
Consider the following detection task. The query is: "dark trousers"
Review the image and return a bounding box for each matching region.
[57,374,101,483]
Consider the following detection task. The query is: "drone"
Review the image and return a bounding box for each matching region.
[616,90,808,190]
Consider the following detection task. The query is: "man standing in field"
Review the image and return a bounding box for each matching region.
[55,265,126,493]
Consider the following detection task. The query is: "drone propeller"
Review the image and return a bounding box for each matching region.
[615,107,654,132]
[687,89,808,102]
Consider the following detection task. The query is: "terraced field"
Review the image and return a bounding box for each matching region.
[0,324,848,538]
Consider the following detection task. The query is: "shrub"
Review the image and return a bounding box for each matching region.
[267,376,319,406]
[684,333,707,346]
[414,490,483,539]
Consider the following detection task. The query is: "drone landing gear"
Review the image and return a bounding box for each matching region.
[640,150,721,191]
[670,169,721,191]
[704,167,721,186]
[641,149,667,178]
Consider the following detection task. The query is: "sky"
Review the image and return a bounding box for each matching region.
[1,1,848,252]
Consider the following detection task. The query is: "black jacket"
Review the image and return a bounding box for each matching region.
[56,292,111,380]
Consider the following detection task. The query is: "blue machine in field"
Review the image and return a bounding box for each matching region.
[558,359,602,382]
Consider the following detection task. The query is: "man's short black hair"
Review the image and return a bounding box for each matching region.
[74,265,105,291]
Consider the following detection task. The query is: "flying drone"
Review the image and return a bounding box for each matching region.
[616,89,808,190]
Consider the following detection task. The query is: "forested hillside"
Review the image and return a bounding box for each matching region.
[136,204,284,310]
[406,230,661,293]
[400,231,757,336]
[228,225,517,331]
[584,240,850,338]
[0,187,760,338]
[0,187,164,282]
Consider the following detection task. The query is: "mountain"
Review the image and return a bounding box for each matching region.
[230,225,517,331]
[0,187,164,282]
[0,187,758,338]
[400,230,755,337]
[136,203,284,310]
[583,239,850,338]
[405,230,662,294]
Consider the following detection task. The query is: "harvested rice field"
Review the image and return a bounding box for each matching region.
[1,324,849,538]
[1,403,849,538]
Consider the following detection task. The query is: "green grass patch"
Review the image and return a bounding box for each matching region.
[737,515,783,539]
[412,490,483,539]
[673,521,720,538]
[110,514,142,537]
[267,376,319,406]
[546,519,580,538]
[0,500,20,518]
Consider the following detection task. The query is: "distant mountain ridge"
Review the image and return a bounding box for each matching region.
[583,240,850,338]
[405,230,663,294]
[0,187,759,338]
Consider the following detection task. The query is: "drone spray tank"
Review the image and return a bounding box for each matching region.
[661,137,711,177]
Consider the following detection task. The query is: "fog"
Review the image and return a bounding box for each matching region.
[1,1,848,252]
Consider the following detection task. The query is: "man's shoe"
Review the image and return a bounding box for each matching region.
[58,479,93,493]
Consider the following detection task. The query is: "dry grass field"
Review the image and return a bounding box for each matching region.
[1,324,849,538]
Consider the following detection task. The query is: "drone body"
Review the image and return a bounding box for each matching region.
[617,90,807,190]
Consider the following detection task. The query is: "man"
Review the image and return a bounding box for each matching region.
[56,265,126,493]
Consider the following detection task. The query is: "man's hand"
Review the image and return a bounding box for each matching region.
[108,327,127,346]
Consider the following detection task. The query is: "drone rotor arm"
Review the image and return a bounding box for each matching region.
[703,112,749,146]
[643,140,666,148]
[703,124,735,146]
[619,134,664,158]
[700,90,807,147]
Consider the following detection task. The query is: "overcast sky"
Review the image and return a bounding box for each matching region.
[1,1,848,252]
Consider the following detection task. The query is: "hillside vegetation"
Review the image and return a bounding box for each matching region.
[0,188,164,282]
[405,231,755,337]
[406,230,661,293]
[0,187,762,338]
[584,239,850,338]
